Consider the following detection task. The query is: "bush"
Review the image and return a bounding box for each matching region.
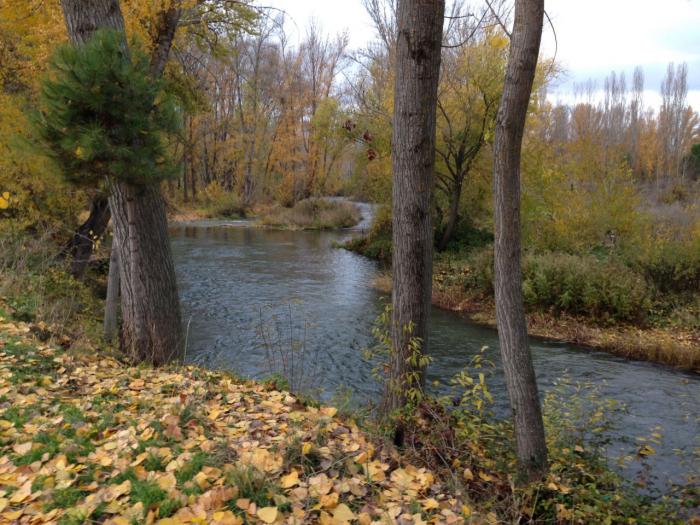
[437,217,493,254]
[0,227,102,337]
[260,198,360,230]
[463,248,652,324]
[341,204,392,262]
[201,182,245,218]
[628,239,700,294]
[521,253,652,323]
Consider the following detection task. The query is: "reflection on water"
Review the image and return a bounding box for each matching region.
[170,221,699,491]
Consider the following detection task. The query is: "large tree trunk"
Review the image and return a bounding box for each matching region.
[61,0,184,365]
[492,0,547,481]
[66,194,111,279]
[384,0,444,422]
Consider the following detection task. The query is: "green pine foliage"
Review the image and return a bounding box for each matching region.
[35,29,179,187]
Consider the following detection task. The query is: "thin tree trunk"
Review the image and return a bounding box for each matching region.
[104,239,120,342]
[66,194,111,279]
[492,0,548,481]
[61,0,184,365]
[437,179,462,251]
[384,0,445,424]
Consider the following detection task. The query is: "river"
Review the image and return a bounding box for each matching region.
[169,216,699,494]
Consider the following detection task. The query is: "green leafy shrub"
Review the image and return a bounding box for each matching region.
[437,217,493,254]
[341,204,392,262]
[628,239,700,294]
[521,253,652,323]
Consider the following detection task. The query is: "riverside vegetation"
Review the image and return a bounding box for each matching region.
[0,232,697,523]
[345,201,700,370]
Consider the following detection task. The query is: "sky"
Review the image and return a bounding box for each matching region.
[262,0,700,109]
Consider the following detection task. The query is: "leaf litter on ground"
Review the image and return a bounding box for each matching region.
[0,314,474,524]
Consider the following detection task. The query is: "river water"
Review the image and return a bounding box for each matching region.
[170,217,699,493]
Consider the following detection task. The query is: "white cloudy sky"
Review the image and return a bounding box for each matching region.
[262,0,700,109]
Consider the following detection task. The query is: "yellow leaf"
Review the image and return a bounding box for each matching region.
[321,407,337,417]
[422,498,439,510]
[358,512,372,525]
[212,511,243,525]
[280,470,299,489]
[257,506,278,524]
[637,445,656,456]
[302,442,313,455]
[461,505,472,517]
[332,504,355,523]
[194,471,210,490]
[155,518,181,525]
[1,192,9,200]
[10,481,31,504]
[478,471,494,482]
[0,498,8,512]
[157,473,177,491]
[12,442,32,455]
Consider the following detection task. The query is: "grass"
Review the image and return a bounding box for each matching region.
[259,198,361,230]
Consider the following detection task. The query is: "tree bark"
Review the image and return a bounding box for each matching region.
[104,238,120,342]
[61,0,184,365]
[384,0,444,420]
[66,194,111,279]
[492,0,548,481]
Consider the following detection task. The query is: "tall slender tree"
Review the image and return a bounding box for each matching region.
[492,0,548,481]
[383,0,444,426]
[60,0,184,365]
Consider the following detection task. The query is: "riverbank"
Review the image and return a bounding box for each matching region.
[373,273,700,372]
[0,308,692,524]
[168,198,363,231]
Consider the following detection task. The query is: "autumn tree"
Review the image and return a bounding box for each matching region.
[435,10,507,250]
[383,0,444,428]
[492,0,548,481]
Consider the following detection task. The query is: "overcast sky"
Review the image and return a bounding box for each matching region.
[262,0,700,109]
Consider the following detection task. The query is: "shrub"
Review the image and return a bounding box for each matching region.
[521,253,652,323]
[341,204,392,262]
[437,217,493,254]
[462,248,652,323]
[201,182,245,218]
[261,198,360,230]
[628,239,700,294]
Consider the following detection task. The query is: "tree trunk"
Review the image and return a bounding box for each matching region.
[66,194,111,279]
[492,0,548,481]
[437,179,462,251]
[384,0,445,422]
[61,0,184,365]
[109,182,183,364]
[104,239,120,342]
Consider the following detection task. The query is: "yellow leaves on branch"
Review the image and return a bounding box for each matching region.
[0,314,473,525]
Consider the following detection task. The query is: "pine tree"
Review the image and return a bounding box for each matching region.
[37,29,179,187]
